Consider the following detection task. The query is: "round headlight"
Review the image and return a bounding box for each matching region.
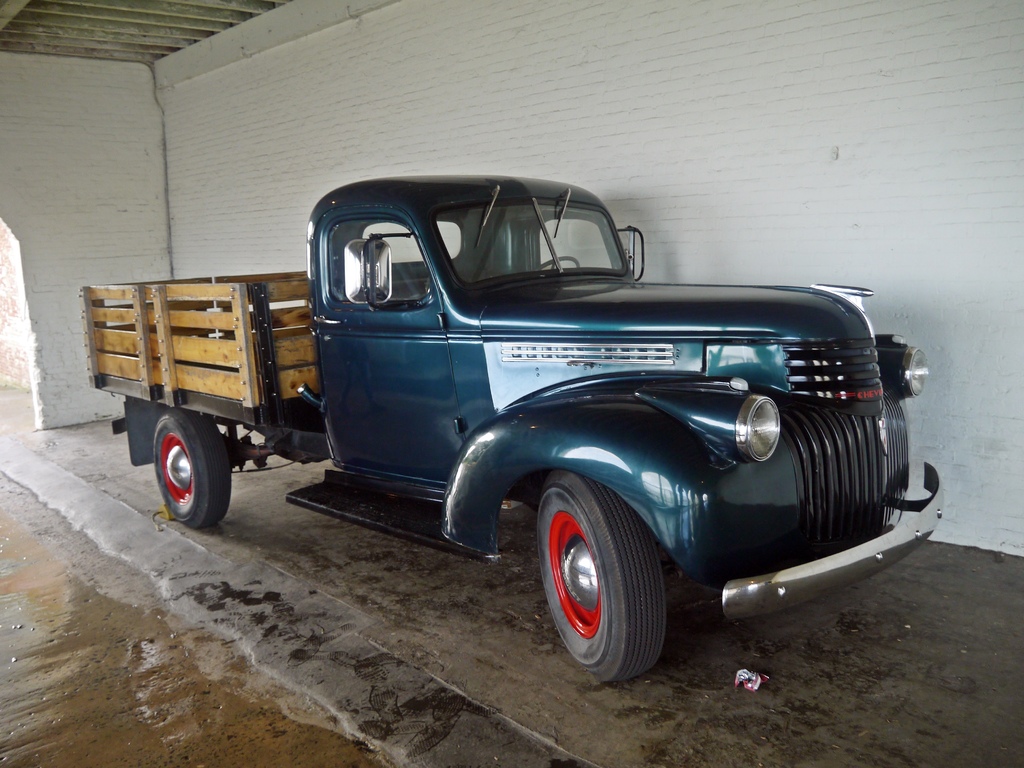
[902,347,929,397]
[736,395,780,462]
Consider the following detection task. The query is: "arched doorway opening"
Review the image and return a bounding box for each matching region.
[0,217,36,432]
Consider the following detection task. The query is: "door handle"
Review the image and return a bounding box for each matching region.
[314,315,344,327]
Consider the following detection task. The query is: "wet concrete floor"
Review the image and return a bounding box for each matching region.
[1,389,1023,767]
[0,499,384,767]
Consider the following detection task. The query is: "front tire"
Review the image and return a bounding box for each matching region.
[153,410,231,528]
[538,471,666,682]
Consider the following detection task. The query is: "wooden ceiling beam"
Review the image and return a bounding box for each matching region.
[0,0,295,62]
[5,20,204,46]
[0,0,32,32]
[12,12,221,39]
[165,1,279,13]
[68,0,283,18]
[23,3,232,33]
[48,1,252,25]
[0,36,169,60]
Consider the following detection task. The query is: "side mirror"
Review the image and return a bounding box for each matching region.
[344,236,392,306]
[618,226,646,281]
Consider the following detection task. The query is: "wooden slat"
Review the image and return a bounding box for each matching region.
[274,334,315,369]
[144,292,219,312]
[167,308,238,331]
[273,326,313,340]
[94,328,142,355]
[170,335,243,367]
[89,306,137,325]
[266,280,309,302]
[87,286,135,301]
[145,276,214,286]
[270,305,312,329]
[176,364,247,400]
[96,352,142,380]
[211,270,305,283]
[278,366,318,398]
[167,328,226,340]
[164,283,236,301]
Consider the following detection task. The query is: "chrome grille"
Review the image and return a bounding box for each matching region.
[783,339,882,402]
[782,393,909,546]
[501,342,674,365]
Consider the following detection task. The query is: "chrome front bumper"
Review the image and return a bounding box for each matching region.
[722,463,942,620]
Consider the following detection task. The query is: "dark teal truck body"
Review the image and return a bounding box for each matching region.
[108,176,942,681]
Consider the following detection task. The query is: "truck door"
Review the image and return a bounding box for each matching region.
[315,214,462,487]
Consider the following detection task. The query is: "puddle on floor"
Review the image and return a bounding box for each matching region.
[0,507,385,767]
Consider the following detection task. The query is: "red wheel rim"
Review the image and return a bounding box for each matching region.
[160,433,192,505]
[549,510,601,638]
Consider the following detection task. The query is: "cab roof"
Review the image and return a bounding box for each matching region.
[309,176,608,225]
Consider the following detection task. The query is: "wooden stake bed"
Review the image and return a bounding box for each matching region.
[81,272,319,426]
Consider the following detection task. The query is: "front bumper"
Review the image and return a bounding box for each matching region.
[722,463,942,620]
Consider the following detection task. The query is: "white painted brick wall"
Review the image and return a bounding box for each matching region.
[155,0,1023,554]
[0,53,170,428]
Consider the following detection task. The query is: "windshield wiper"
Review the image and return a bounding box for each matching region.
[475,184,501,247]
[552,187,571,238]
[532,197,563,273]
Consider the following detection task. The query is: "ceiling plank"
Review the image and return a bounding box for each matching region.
[0,38,160,61]
[52,1,253,25]
[68,0,281,17]
[23,3,232,34]
[168,1,279,13]
[5,21,203,47]
[13,11,218,40]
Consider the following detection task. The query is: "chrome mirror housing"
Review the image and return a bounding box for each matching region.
[344,237,392,305]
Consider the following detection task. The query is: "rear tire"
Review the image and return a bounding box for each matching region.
[153,410,231,528]
[538,471,666,682]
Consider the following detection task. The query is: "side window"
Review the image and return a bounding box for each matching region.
[327,219,431,304]
[437,220,462,259]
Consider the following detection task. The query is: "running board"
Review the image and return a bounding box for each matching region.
[285,477,497,562]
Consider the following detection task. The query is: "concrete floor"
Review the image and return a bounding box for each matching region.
[0,500,382,767]
[1,388,1022,767]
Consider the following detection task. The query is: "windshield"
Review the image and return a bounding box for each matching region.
[434,200,627,285]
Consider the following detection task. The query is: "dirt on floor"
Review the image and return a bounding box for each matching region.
[0,504,386,768]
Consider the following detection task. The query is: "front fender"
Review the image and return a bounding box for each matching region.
[442,386,803,585]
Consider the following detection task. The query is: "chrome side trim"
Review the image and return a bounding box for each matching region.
[721,463,941,620]
[501,342,674,365]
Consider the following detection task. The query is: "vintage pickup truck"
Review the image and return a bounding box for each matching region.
[82,176,941,681]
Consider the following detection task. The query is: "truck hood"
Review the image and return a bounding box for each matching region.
[476,281,871,341]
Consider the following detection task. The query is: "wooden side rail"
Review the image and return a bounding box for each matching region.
[82,272,318,420]
[81,284,157,401]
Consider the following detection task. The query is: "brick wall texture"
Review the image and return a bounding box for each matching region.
[0,219,30,387]
[0,53,170,428]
